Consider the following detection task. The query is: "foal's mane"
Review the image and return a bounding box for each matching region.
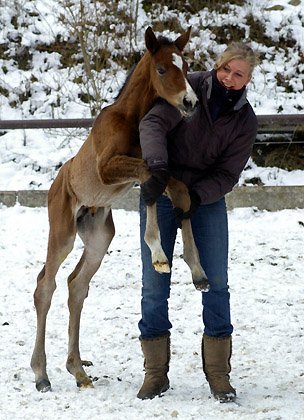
[115,64,137,100]
[115,34,175,101]
[155,35,174,47]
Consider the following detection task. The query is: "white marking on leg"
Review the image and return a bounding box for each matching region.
[144,205,170,273]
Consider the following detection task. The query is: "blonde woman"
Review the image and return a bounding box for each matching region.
[138,42,258,402]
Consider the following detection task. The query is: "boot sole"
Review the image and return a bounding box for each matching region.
[213,391,237,403]
[137,381,170,400]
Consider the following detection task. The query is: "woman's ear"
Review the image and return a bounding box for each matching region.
[244,75,252,86]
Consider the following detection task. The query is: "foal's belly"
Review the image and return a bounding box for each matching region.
[69,148,135,208]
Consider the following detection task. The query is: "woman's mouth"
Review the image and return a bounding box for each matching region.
[222,82,233,89]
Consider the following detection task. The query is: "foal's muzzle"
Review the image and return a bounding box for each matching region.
[179,95,198,118]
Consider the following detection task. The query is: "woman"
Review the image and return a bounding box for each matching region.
[138,42,258,402]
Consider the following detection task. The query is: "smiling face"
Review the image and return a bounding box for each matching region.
[216,59,252,90]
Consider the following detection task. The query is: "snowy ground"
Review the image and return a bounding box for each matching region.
[1,205,304,420]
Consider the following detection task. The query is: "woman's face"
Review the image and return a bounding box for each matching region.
[216,59,252,91]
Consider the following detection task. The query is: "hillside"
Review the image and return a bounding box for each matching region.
[1,0,304,118]
[0,0,303,190]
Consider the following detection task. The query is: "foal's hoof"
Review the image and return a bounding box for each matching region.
[153,261,170,274]
[193,277,210,292]
[77,376,94,390]
[81,360,93,367]
[36,378,52,393]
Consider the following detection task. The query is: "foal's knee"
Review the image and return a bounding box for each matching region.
[166,178,191,212]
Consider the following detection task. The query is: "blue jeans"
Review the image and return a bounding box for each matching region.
[138,194,233,339]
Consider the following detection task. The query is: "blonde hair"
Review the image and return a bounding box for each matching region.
[214,42,258,75]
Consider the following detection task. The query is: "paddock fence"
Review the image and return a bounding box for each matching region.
[0,114,304,132]
[0,115,303,211]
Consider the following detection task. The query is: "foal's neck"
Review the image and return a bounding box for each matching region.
[116,53,157,123]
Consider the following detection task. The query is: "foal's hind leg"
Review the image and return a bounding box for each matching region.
[31,193,77,392]
[166,178,209,291]
[65,207,115,389]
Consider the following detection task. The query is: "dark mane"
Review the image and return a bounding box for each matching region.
[157,35,174,46]
[115,64,137,100]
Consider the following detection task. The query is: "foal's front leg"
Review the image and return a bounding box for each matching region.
[144,204,170,273]
[97,154,171,273]
[166,178,210,292]
[180,218,209,291]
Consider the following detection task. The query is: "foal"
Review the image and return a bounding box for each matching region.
[31,27,209,392]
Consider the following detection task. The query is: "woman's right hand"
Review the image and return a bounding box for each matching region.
[140,169,171,206]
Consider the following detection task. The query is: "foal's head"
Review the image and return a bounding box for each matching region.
[145,27,198,117]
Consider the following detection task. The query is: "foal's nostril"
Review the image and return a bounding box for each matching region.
[179,94,198,117]
[183,96,198,110]
[183,97,190,108]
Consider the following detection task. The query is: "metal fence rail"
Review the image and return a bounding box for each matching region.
[0,118,94,129]
[257,114,304,134]
[0,114,303,210]
[0,114,304,133]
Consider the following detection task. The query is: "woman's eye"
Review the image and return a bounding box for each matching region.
[157,68,166,75]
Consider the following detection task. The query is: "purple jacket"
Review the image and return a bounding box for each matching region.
[139,71,258,205]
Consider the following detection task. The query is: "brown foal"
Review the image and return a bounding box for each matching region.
[31,27,209,392]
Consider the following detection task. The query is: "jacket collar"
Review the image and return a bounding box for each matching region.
[205,70,248,112]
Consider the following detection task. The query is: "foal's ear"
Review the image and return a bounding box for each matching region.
[174,27,192,52]
[145,26,159,54]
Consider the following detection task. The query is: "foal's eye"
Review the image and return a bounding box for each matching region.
[157,68,166,75]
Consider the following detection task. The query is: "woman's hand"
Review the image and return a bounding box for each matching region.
[141,169,171,206]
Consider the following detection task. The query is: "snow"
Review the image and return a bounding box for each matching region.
[0,205,304,419]
[1,0,304,190]
[239,158,304,187]
[1,128,302,192]
[0,1,304,417]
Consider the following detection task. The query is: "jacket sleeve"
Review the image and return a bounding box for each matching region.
[193,111,258,205]
[139,98,183,170]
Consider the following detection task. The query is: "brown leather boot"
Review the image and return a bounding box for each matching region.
[202,334,236,402]
[137,332,170,400]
